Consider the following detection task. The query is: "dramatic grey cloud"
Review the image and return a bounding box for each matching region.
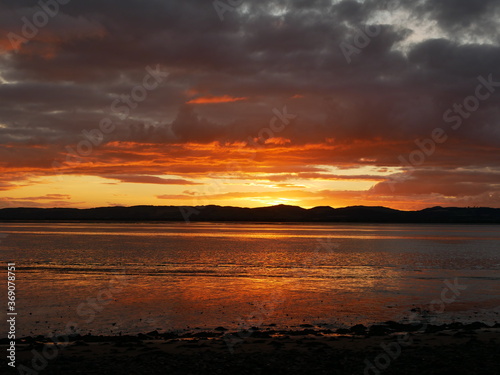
[1,0,499,208]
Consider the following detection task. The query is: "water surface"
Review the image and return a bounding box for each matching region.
[1,222,499,336]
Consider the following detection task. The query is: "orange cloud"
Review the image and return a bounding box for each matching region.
[7,194,71,201]
[102,175,202,185]
[0,36,16,53]
[186,95,248,104]
[264,137,291,145]
[2,137,500,210]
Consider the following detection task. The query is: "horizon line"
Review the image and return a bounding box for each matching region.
[0,204,497,212]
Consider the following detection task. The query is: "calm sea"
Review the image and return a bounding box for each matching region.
[1,222,499,336]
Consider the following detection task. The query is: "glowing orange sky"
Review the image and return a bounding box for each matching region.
[1,1,499,210]
[1,136,498,210]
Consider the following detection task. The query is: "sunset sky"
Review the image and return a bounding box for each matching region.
[1,0,500,210]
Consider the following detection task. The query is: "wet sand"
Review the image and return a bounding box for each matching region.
[2,322,499,374]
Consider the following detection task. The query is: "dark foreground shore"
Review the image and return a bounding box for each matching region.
[2,322,499,375]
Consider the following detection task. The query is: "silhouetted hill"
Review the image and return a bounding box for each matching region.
[0,205,499,223]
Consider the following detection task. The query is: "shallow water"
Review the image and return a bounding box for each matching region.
[0,222,499,336]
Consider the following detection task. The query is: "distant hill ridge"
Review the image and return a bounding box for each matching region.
[0,205,499,223]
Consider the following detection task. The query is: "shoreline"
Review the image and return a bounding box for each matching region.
[2,322,499,374]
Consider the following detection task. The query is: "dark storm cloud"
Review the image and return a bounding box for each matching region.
[416,0,500,31]
[0,0,500,206]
